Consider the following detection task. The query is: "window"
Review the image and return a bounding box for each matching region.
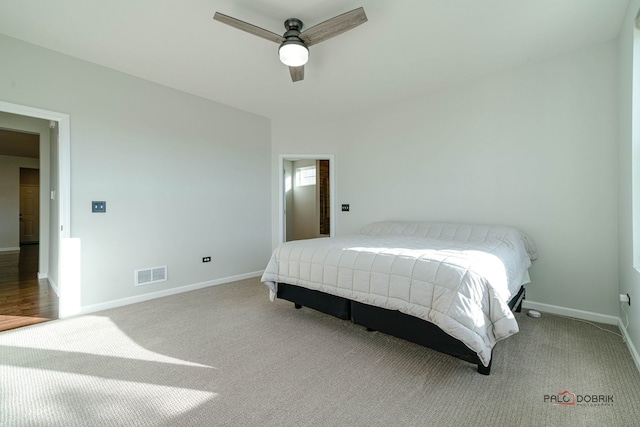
[295,166,316,187]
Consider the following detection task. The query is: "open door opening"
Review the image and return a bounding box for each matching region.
[280,155,334,243]
[0,101,74,317]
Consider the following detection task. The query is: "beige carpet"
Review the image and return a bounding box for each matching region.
[1,278,639,426]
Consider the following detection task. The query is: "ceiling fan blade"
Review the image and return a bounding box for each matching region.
[289,66,304,82]
[300,7,367,47]
[213,12,285,44]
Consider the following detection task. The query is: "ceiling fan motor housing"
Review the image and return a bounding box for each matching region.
[281,18,306,49]
[284,18,303,32]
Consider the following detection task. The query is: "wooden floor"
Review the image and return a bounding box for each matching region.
[0,244,59,332]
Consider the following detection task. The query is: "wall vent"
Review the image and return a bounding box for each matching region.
[134,266,167,286]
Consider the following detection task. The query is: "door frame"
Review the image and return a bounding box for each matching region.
[278,154,335,244]
[0,100,72,313]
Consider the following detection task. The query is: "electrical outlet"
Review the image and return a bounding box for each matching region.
[620,293,631,305]
[202,257,211,263]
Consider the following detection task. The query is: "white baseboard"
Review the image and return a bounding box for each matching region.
[618,318,640,373]
[521,300,618,325]
[37,272,47,280]
[48,276,60,297]
[0,247,20,252]
[75,270,264,316]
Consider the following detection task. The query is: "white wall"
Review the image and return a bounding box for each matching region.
[272,40,619,316]
[291,159,318,240]
[618,0,640,365]
[0,34,272,309]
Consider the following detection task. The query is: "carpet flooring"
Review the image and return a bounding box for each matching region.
[1,278,639,426]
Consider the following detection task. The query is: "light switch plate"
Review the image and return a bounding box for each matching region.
[92,201,106,213]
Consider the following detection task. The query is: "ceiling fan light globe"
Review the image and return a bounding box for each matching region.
[279,42,309,67]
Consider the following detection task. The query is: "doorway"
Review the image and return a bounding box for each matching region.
[0,100,73,317]
[280,155,335,243]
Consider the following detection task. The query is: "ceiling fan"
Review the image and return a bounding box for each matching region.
[213,7,367,82]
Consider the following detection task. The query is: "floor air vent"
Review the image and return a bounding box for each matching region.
[135,266,167,286]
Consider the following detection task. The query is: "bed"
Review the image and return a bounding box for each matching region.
[261,221,537,374]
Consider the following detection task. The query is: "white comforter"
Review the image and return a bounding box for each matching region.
[261,221,537,366]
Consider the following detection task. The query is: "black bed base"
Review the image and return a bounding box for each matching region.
[276,283,525,375]
[276,284,351,320]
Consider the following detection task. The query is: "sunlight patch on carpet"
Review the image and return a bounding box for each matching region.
[0,315,214,368]
[1,366,217,425]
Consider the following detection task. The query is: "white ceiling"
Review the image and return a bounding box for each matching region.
[0,0,630,121]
